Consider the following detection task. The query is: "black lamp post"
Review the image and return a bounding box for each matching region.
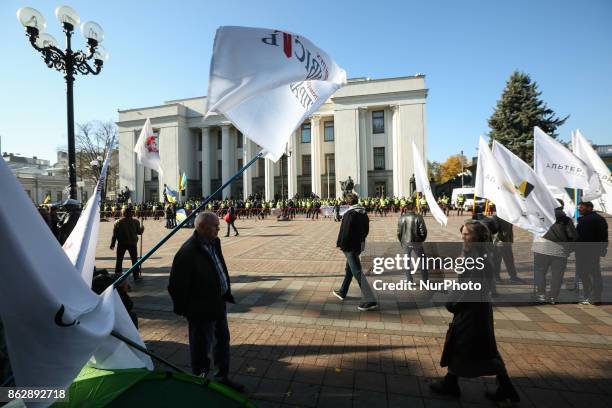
[17,6,107,200]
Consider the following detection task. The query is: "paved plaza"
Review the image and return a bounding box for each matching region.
[95,213,612,408]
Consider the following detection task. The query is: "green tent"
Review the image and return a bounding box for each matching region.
[53,366,256,407]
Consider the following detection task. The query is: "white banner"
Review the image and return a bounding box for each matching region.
[534,126,601,199]
[63,141,153,371]
[206,26,347,161]
[412,142,447,226]
[134,117,163,175]
[321,205,350,217]
[475,137,524,224]
[0,157,114,395]
[492,141,557,235]
[572,129,611,214]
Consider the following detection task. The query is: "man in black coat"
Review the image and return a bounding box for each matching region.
[168,212,243,392]
[332,193,377,311]
[576,201,609,305]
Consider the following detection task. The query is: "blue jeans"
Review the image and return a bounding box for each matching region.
[188,315,230,377]
[339,251,376,302]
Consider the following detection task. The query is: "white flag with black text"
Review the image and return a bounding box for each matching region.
[572,129,611,214]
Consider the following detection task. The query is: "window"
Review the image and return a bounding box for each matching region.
[217,130,222,149]
[374,147,385,170]
[217,160,222,179]
[325,154,335,175]
[301,123,311,143]
[151,170,158,181]
[302,155,311,175]
[198,132,202,151]
[198,161,202,180]
[236,131,243,148]
[372,110,385,134]
[258,158,265,177]
[237,158,243,171]
[324,121,334,141]
[375,182,386,197]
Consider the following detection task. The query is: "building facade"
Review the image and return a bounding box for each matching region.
[117,75,428,202]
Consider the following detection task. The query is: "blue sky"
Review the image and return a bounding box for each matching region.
[1,0,611,163]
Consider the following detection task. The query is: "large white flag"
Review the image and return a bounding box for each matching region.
[534,126,602,200]
[63,142,153,370]
[134,117,163,175]
[493,141,557,235]
[412,143,447,226]
[206,26,347,161]
[0,157,115,394]
[474,137,523,224]
[572,129,611,214]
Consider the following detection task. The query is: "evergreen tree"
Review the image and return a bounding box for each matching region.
[488,71,568,163]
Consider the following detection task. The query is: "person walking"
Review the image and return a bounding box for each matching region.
[532,205,578,304]
[110,207,144,281]
[491,215,525,284]
[430,220,520,404]
[224,203,239,237]
[397,203,428,282]
[576,201,608,305]
[332,193,378,311]
[168,212,243,392]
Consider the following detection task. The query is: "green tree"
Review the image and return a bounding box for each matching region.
[488,71,568,163]
[428,160,441,183]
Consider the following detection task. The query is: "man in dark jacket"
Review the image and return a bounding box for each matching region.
[576,201,609,305]
[491,215,525,284]
[168,212,243,392]
[111,207,144,281]
[397,203,428,282]
[57,199,82,245]
[332,193,377,311]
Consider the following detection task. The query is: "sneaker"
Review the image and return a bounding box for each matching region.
[536,294,547,304]
[429,379,461,398]
[358,302,378,311]
[234,232,239,236]
[224,234,229,237]
[579,298,593,305]
[215,377,245,392]
[332,290,345,301]
[549,297,556,305]
[509,276,527,284]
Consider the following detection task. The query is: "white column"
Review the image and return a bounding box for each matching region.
[221,124,231,198]
[287,130,298,198]
[201,127,211,197]
[243,137,254,198]
[310,116,322,196]
[358,107,368,197]
[391,105,400,197]
[264,158,275,200]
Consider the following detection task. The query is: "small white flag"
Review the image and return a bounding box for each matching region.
[493,141,557,235]
[205,26,347,161]
[134,117,163,175]
[534,126,601,199]
[572,129,611,214]
[412,142,447,226]
[474,137,524,224]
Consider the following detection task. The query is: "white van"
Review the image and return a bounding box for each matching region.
[451,187,485,210]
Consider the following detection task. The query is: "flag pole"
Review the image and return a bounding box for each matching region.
[139,165,145,277]
[112,150,265,288]
[110,330,188,374]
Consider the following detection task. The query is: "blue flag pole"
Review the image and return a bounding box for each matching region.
[113,150,265,288]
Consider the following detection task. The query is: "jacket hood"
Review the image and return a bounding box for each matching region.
[349,204,367,214]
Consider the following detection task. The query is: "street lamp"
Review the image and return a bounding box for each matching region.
[17,5,108,200]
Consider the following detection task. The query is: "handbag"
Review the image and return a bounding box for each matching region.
[224,213,231,223]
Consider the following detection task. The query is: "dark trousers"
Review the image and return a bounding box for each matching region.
[188,315,230,378]
[494,243,517,279]
[226,220,238,236]
[576,248,603,302]
[339,251,376,302]
[404,243,428,282]
[115,243,140,278]
[534,253,567,299]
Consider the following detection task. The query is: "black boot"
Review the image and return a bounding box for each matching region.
[485,374,520,404]
[429,373,461,398]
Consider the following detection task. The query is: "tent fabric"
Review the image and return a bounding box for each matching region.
[53,366,255,408]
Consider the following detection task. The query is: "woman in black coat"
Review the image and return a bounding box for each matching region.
[429,220,519,404]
